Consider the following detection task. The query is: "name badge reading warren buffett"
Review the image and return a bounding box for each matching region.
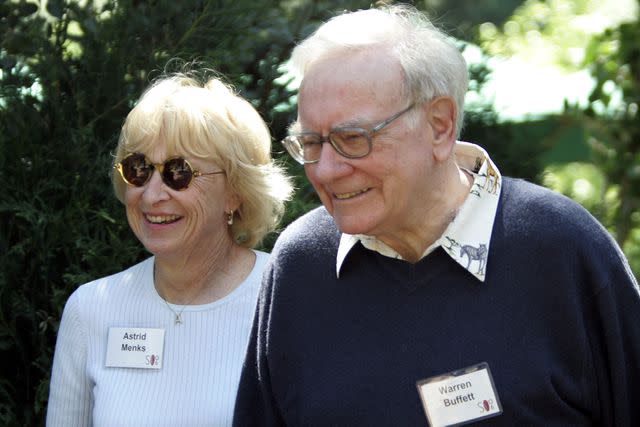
[106,327,165,369]
[416,362,502,426]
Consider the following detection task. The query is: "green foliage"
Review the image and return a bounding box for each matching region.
[469,0,640,277]
[477,0,595,69]
[579,2,640,254]
[537,0,640,277]
[418,0,525,40]
[542,162,611,219]
[462,51,545,182]
[542,162,640,276]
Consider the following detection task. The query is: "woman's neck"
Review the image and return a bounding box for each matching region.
[153,243,255,305]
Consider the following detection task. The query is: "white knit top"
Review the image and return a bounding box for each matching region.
[46,250,268,427]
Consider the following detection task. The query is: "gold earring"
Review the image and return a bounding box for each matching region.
[227,210,234,225]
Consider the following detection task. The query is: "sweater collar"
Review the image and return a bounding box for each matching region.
[336,141,501,282]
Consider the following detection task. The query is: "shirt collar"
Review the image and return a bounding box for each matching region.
[336,141,502,282]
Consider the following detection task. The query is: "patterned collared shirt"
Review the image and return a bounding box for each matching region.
[336,141,502,282]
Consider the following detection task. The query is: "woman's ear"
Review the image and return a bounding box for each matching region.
[426,97,457,162]
[225,192,241,214]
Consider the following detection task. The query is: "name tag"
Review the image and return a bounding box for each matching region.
[105,327,165,369]
[416,362,502,426]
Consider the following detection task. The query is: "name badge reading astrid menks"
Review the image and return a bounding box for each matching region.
[416,362,502,426]
[105,327,165,369]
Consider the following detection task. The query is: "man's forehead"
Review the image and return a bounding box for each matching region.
[298,68,402,108]
[302,50,399,88]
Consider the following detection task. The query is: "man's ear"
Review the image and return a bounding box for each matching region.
[425,97,457,162]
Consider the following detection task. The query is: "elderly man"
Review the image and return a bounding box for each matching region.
[233,5,640,426]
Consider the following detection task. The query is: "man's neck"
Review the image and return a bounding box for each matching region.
[375,162,473,263]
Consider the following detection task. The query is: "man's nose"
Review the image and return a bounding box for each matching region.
[307,140,353,181]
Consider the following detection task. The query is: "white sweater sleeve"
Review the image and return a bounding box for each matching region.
[46,292,93,427]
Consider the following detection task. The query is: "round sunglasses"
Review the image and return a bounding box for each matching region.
[115,152,225,191]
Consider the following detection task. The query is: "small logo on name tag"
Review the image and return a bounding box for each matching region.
[416,362,502,426]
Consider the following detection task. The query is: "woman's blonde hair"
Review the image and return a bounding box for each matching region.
[112,72,293,248]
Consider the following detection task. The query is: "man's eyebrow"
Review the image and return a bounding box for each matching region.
[335,114,371,128]
[291,115,373,134]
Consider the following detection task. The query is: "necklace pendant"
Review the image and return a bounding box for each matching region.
[175,314,183,325]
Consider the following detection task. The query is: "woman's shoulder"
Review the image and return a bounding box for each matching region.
[57,256,155,333]
[69,256,154,303]
[243,249,270,287]
[209,249,269,306]
[253,249,270,267]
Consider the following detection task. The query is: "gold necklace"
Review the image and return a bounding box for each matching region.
[154,266,199,325]
[161,297,193,325]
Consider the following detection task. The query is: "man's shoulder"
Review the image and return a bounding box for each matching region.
[271,206,340,256]
[500,177,613,247]
[279,205,338,240]
[502,177,594,221]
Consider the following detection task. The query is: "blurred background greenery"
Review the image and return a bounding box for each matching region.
[1,0,638,424]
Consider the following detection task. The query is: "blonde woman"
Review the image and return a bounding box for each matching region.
[47,72,292,427]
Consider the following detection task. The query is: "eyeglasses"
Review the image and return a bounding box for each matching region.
[282,104,414,164]
[114,152,224,191]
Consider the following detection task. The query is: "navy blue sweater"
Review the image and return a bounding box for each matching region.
[233,178,640,426]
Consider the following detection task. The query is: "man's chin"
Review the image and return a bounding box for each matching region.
[334,215,374,236]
